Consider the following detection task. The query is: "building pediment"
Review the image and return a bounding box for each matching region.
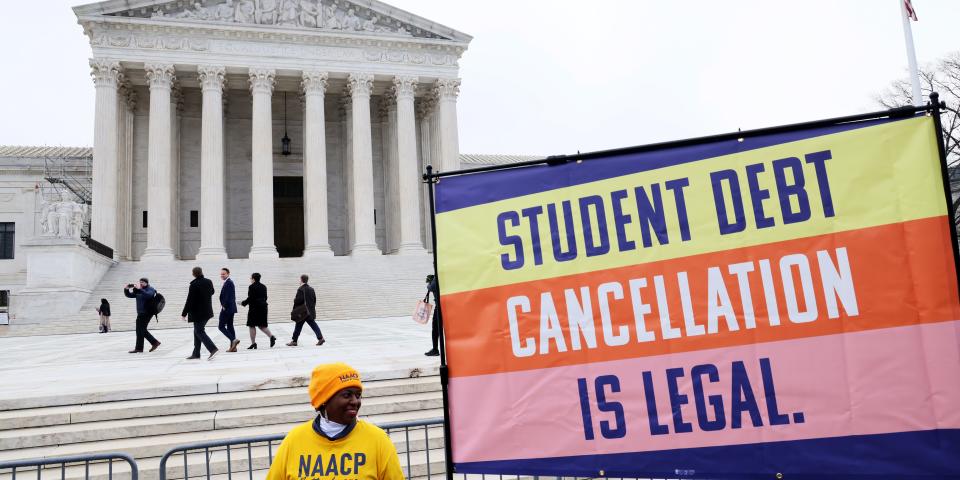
[73,0,471,43]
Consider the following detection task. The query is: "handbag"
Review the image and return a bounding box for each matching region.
[291,304,310,323]
[413,293,434,325]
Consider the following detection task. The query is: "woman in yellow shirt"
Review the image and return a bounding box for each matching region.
[267,363,405,480]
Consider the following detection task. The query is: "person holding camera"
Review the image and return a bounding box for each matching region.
[123,278,161,353]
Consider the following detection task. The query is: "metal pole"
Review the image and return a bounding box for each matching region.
[900,0,924,106]
[424,164,455,480]
[928,92,960,298]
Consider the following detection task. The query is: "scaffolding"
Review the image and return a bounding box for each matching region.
[38,155,93,239]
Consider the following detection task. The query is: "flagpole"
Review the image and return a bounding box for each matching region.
[900,0,924,106]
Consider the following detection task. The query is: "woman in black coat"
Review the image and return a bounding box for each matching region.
[241,272,276,349]
[96,298,111,333]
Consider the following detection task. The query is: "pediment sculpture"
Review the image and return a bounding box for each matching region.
[134,0,430,38]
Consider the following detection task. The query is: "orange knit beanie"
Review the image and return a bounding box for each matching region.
[309,363,363,410]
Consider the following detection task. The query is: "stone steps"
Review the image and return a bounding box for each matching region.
[0,373,448,480]
[3,255,433,337]
[0,376,439,430]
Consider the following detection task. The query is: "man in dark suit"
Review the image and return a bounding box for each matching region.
[182,266,218,360]
[287,274,325,347]
[218,267,241,352]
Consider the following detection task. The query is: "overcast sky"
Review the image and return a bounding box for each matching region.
[2,0,958,156]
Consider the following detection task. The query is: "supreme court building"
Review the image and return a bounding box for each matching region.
[77,0,471,260]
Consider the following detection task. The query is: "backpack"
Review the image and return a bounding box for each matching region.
[146,292,166,321]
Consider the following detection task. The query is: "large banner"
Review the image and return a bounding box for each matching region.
[434,115,960,479]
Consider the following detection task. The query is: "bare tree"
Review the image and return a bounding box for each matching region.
[877,52,960,232]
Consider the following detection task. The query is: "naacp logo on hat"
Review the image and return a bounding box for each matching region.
[339,372,359,382]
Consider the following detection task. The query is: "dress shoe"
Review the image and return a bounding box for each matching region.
[185,355,201,360]
[286,340,298,347]
[248,343,258,350]
[128,349,143,354]
[208,349,219,361]
[149,342,161,352]
[316,338,325,346]
[270,336,277,348]
[424,348,439,357]
[228,339,240,352]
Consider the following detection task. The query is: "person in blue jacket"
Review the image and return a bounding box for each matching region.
[123,278,161,353]
[218,267,241,352]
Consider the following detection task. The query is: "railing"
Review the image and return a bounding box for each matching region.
[0,452,138,480]
[84,237,114,260]
[157,418,447,480]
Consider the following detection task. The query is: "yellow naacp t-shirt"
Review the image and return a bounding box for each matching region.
[266,419,405,480]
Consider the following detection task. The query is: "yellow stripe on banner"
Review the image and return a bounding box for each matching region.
[437,116,946,295]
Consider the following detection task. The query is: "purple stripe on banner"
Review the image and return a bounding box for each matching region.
[436,117,894,213]
[452,429,960,479]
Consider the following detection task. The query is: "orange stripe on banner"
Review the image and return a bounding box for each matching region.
[442,216,960,378]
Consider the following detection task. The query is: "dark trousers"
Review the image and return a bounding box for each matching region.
[292,318,323,342]
[431,310,440,350]
[218,311,236,341]
[135,313,159,351]
[192,318,217,356]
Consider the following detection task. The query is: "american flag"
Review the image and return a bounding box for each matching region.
[904,0,918,21]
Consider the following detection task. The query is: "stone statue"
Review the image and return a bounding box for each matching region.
[215,0,236,22]
[322,3,340,29]
[256,0,279,25]
[342,8,361,31]
[278,0,300,26]
[38,198,86,240]
[299,0,319,28]
[235,0,256,23]
[362,14,378,32]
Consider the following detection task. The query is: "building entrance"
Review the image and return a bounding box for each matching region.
[273,176,304,258]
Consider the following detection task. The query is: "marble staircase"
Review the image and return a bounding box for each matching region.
[0,375,447,480]
[2,254,433,337]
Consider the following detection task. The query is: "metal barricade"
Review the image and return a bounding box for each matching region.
[157,418,447,480]
[0,453,138,480]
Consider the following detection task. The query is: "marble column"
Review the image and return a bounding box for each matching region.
[380,90,398,252]
[416,98,436,252]
[170,86,182,259]
[116,83,135,260]
[90,59,123,252]
[301,71,334,257]
[248,68,279,259]
[192,66,227,260]
[140,63,176,261]
[347,73,380,255]
[435,78,462,172]
[393,76,426,254]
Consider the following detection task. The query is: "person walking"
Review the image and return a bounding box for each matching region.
[241,272,276,349]
[265,363,404,480]
[218,267,241,352]
[424,274,440,356]
[123,278,161,353]
[182,267,219,360]
[287,274,325,347]
[96,298,111,333]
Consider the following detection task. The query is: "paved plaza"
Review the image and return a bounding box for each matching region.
[0,316,438,409]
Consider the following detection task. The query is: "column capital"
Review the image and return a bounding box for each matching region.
[392,76,418,100]
[197,65,227,92]
[249,68,276,95]
[301,71,329,95]
[434,77,461,100]
[144,63,176,90]
[347,72,374,98]
[415,96,436,118]
[118,83,137,111]
[90,59,124,88]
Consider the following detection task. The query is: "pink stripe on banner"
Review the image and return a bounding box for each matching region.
[448,320,960,464]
